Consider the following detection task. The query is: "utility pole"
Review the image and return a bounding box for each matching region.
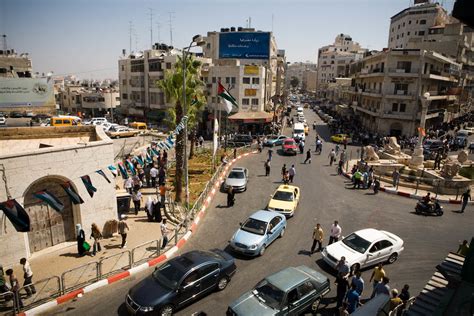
[149,8,153,48]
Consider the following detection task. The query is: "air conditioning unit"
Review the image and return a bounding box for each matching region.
[395,69,405,73]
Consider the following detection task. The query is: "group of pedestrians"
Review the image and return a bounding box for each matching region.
[0,259,36,309]
[310,220,342,254]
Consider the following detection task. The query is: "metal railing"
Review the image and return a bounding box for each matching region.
[99,251,132,278]
[61,261,100,293]
[0,291,16,315]
[16,276,62,312]
[131,240,161,266]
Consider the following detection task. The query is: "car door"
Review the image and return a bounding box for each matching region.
[285,282,315,316]
[196,263,220,294]
[267,216,282,244]
[176,270,202,307]
[365,241,383,266]
[377,240,394,262]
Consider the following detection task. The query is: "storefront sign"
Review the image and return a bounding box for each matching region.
[245,89,257,96]
[244,65,259,75]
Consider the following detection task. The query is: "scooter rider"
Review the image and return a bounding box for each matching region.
[422,192,433,209]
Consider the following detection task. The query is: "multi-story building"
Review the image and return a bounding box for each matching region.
[316,34,367,95]
[286,62,317,89]
[388,0,449,49]
[302,69,318,93]
[58,85,120,118]
[346,49,461,136]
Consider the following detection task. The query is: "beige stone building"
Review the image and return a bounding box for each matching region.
[0,126,116,267]
[286,62,316,90]
[58,86,120,118]
[346,49,461,136]
[302,69,318,93]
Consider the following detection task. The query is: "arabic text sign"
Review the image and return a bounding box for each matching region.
[219,32,270,60]
[0,78,55,108]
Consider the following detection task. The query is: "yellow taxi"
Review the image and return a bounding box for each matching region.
[267,184,300,217]
[330,133,351,144]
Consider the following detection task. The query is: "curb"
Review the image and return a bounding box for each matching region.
[341,171,470,205]
[20,150,257,316]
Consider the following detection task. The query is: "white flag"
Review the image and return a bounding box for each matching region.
[222,99,233,114]
[213,118,219,157]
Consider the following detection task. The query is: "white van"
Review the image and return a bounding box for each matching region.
[293,122,305,141]
[296,107,304,115]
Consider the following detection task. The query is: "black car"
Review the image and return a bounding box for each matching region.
[126,250,236,315]
[10,111,23,118]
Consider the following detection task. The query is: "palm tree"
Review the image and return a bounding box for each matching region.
[158,55,205,203]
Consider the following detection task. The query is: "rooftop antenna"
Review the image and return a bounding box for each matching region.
[168,12,175,46]
[1,35,6,50]
[148,8,154,48]
[249,17,252,28]
[128,21,133,53]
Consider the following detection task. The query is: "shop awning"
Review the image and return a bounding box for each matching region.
[228,111,273,123]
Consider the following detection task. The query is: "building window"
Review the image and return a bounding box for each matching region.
[212,77,216,83]
[420,19,426,25]
[397,35,399,39]
[401,33,404,37]
[242,98,250,105]
[394,83,408,94]
[409,20,412,25]
[403,22,405,27]
[206,43,211,49]
[392,103,398,112]
[418,30,425,36]
[415,31,417,35]
[398,25,400,29]
[243,77,251,84]
[407,31,410,35]
[225,77,230,84]
[390,37,393,42]
[251,99,259,105]
[391,27,394,32]
[122,79,126,85]
[252,77,260,84]
[231,77,236,84]
[166,62,172,69]
[121,65,125,71]
[399,103,406,112]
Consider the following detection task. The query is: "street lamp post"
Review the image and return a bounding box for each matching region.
[182,34,205,208]
[409,92,431,169]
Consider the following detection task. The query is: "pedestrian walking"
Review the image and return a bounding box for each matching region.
[310,223,324,254]
[199,135,204,147]
[150,165,158,188]
[434,151,442,170]
[144,163,151,188]
[351,271,364,296]
[132,189,142,215]
[392,168,400,188]
[369,263,386,298]
[374,277,390,297]
[118,217,129,248]
[335,144,340,155]
[283,171,290,184]
[158,166,166,186]
[0,266,9,294]
[329,149,336,166]
[389,289,403,311]
[304,149,312,164]
[124,177,133,194]
[329,220,341,245]
[336,274,349,309]
[268,148,273,161]
[336,257,350,280]
[20,258,36,297]
[76,224,86,256]
[460,189,471,213]
[345,283,360,314]
[289,165,296,183]
[281,164,287,181]
[227,186,235,207]
[159,184,167,206]
[399,284,410,306]
[299,141,304,154]
[265,159,271,176]
[153,198,162,222]
[343,137,348,150]
[5,269,23,309]
[353,170,363,189]
[89,223,102,256]
[161,218,169,249]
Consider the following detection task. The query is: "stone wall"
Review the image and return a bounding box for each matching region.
[0,127,116,267]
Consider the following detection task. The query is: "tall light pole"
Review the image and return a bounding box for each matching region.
[182,34,205,208]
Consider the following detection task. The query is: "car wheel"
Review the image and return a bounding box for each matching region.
[350,263,360,275]
[388,253,398,264]
[216,276,229,291]
[259,245,266,256]
[158,304,174,316]
[279,227,285,238]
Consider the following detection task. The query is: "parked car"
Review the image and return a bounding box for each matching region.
[267,184,300,217]
[229,210,287,256]
[101,122,120,132]
[126,250,236,315]
[224,167,249,192]
[10,111,23,118]
[0,112,8,118]
[454,130,469,148]
[84,117,108,126]
[227,265,330,315]
[282,138,298,155]
[0,115,5,125]
[24,111,35,117]
[330,134,351,144]
[264,135,288,147]
[423,139,444,152]
[322,228,404,274]
[106,127,138,139]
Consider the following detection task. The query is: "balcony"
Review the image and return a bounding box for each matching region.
[427,90,460,101]
[386,90,414,100]
[387,68,418,77]
[358,68,384,78]
[381,110,414,120]
[423,71,459,82]
[361,89,382,98]
[352,104,380,117]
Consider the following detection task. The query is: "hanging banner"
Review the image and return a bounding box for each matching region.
[34,190,65,213]
[81,175,97,197]
[0,199,30,232]
[126,160,136,176]
[61,182,84,204]
[108,165,118,177]
[146,152,153,164]
[134,156,144,167]
[118,162,128,179]
[96,170,111,183]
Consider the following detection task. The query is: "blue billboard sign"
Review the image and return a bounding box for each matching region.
[219,32,270,60]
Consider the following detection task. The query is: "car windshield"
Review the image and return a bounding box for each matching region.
[253,279,285,310]
[241,218,267,235]
[294,129,304,133]
[273,191,293,202]
[152,261,187,289]
[284,141,295,146]
[228,171,245,179]
[342,233,371,254]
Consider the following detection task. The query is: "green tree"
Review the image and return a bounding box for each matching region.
[158,55,205,203]
[290,76,300,88]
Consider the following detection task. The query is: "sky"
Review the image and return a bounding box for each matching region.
[1,0,455,80]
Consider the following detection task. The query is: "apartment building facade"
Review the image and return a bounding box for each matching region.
[59,85,120,118]
[286,62,317,89]
[346,49,461,136]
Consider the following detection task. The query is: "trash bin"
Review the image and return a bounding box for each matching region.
[116,193,131,218]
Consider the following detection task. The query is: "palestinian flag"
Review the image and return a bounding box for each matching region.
[96,169,111,183]
[0,199,30,232]
[126,160,136,176]
[218,82,237,114]
[108,165,118,177]
[134,155,144,167]
[61,182,84,204]
[152,148,160,157]
[34,190,64,213]
[146,152,153,164]
[165,135,175,148]
[81,175,97,197]
[118,162,128,179]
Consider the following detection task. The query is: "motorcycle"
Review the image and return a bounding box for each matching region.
[415,200,443,216]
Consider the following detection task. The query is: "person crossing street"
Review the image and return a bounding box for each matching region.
[329,149,336,166]
[304,149,312,164]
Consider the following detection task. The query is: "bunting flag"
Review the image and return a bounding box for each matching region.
[81,175,97,197]
[96,169,111,183]
[34,190,65,213]
[146,152,153,164]
[118,162,128,179]
[61,182,84,204]
[108,165,118,177]
[156,142,165,150]
[134,156,144,167]
[0,199,30,232]
[126,160,136,176]
[152,148,160,157]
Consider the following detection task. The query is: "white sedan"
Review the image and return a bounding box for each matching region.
[321,228,404,273]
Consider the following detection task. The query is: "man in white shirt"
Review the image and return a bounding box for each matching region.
[20,258,36,296]
[150,165,159,188]
[289,165,296,183]
[329,220,342,245]
[161,218,169,249]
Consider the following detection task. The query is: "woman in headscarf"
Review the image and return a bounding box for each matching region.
[90,223,102,256]
[76,224,86,256]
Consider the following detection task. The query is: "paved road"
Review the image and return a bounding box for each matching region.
[45,108,473,316]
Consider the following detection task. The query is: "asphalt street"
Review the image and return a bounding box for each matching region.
[45,108,473,316]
